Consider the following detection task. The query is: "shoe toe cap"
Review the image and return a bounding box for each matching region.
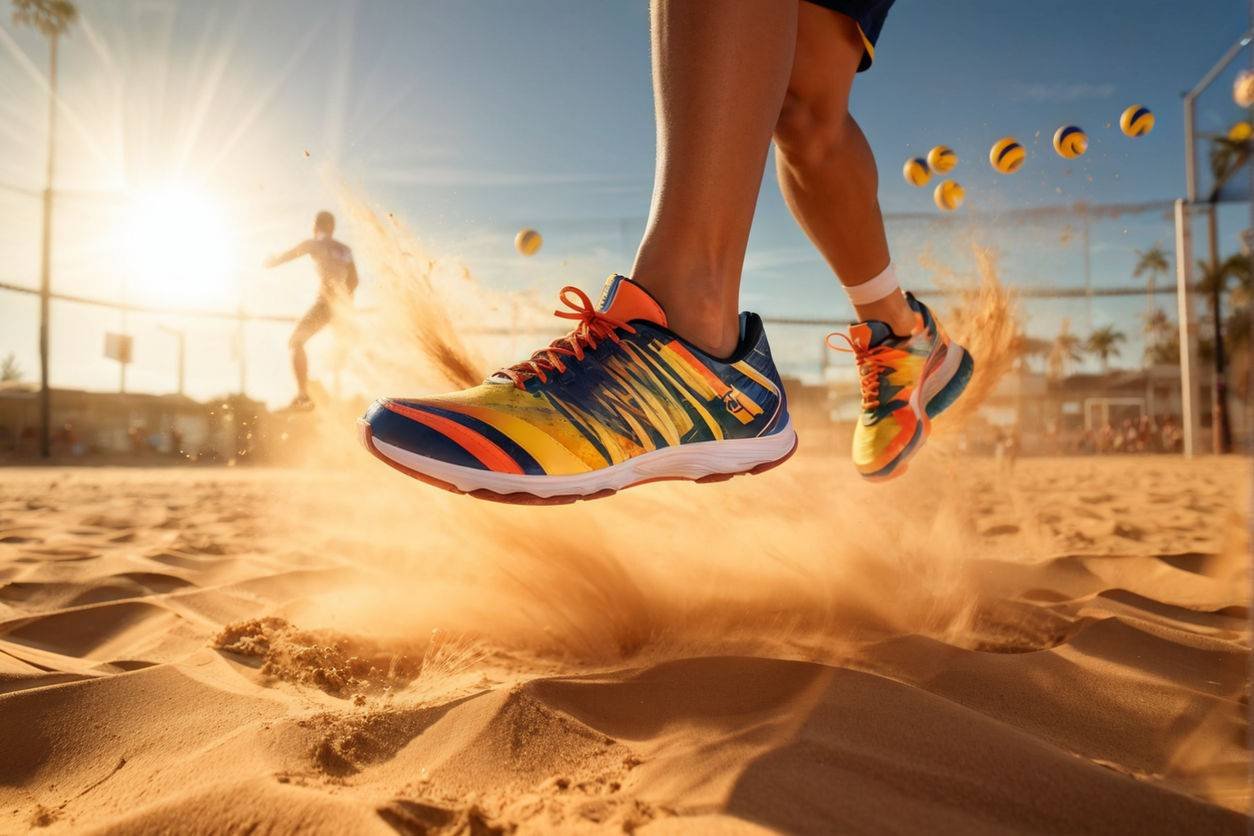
[362,398,492,471]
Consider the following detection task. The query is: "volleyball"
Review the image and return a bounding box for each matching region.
[1236,70,1254,107]
[902,157,931,187]
[934,180,964,211]
[927,145,957,173]
[989,137,1025,173]
[1052,125,1088,159]
[1228,121,1252,143]
[515,228,543,256]
[1119,105,1154,137]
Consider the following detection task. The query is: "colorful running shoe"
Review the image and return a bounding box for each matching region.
[360,275,796,503]
[828,293,973,481]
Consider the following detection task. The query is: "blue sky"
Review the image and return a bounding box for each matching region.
[0,0,1250,401]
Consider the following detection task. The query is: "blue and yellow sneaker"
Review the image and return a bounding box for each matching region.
[828,293,973,481]
[360,275,796,503]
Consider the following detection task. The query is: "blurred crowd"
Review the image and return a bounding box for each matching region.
[1074,416,1184,454]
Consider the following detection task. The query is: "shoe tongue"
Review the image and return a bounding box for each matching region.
[596,275,668,326]
[849,320,895,348]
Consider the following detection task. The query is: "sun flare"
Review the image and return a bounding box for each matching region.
[122,184,236,306]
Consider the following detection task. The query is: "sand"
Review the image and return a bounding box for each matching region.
[0,453,1249,834]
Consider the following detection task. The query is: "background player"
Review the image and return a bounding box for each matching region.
[263,210,358,411]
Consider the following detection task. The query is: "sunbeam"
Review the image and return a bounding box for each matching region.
[202,8,335,177]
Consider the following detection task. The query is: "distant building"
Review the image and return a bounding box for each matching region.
[980,364,1247,453]
[780,375,849,454]
[0,385,265,461]
[789,362,1247,457]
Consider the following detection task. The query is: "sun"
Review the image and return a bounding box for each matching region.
[123,184,236,306]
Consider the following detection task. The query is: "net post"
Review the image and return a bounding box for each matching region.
[1174,199,1202,457]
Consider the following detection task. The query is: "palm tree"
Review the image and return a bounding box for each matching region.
[1139,309,1176,413]
[1197,253,1250,298]
[11,0,75,33]
[1208,135,1252,201]
[1014,334,1051,372]
[1224,255,1251,358]
[1085,326,1126,374]
[1132,244,1170,367]
[1143,308,1175,363]
[1133,245,1170,289]
[12,0,77,458]
[1192,125,1253,453]
[1047,320,1084,381]
[1195,253,1249,453]
[0,352,21,382]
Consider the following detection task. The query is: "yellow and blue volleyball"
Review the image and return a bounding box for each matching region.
[927,145,957,173]
[1053,125,1088,159]
[515,228,542,256]
[902,157,931,187]
[989,137,1026,173]
[1119,105,1154,137]
[1235,69,1254,107]
[933,180,964,212]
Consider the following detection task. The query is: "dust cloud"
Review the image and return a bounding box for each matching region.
[262,191,1024,684]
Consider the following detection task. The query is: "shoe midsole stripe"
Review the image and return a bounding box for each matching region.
[372,421,797,499]
[384,400,524,475]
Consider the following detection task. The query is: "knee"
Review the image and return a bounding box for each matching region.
[288,332,306,353]
[774,91,853,168]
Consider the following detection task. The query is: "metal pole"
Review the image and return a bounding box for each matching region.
[118,277,128,395]
[237,304,247,396]
[1184,99,1198,205]
[1185,32,1254,202]
[158,326,185,397]
[37,33,59,458]
[1206,203,1232,453]
[1082,210,1093,331]
[1175,200,1202,457]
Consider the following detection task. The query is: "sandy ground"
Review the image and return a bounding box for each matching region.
[0,454,1249,834]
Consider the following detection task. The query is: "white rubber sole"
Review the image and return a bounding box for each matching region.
[367,421,798,500]
[920,341,968,408]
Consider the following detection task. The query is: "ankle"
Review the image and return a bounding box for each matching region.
[854,292,916,337]
[842,262,916,336]
[666,305,740,357]
[630,266,740,357]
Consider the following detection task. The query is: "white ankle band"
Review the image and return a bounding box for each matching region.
[844,263,901,306]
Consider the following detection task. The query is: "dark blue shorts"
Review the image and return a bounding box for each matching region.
[803,0,894,72]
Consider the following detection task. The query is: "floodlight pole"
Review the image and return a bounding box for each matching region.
[36,33,59,459]
[1178,30,1252,457]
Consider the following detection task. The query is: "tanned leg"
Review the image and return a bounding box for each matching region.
[773,3,914,335]
[631,0,798,357]
[289,335,310,399]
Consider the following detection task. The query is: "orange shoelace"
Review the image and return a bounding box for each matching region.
[826,332,897,410]
[498,286,637,389]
